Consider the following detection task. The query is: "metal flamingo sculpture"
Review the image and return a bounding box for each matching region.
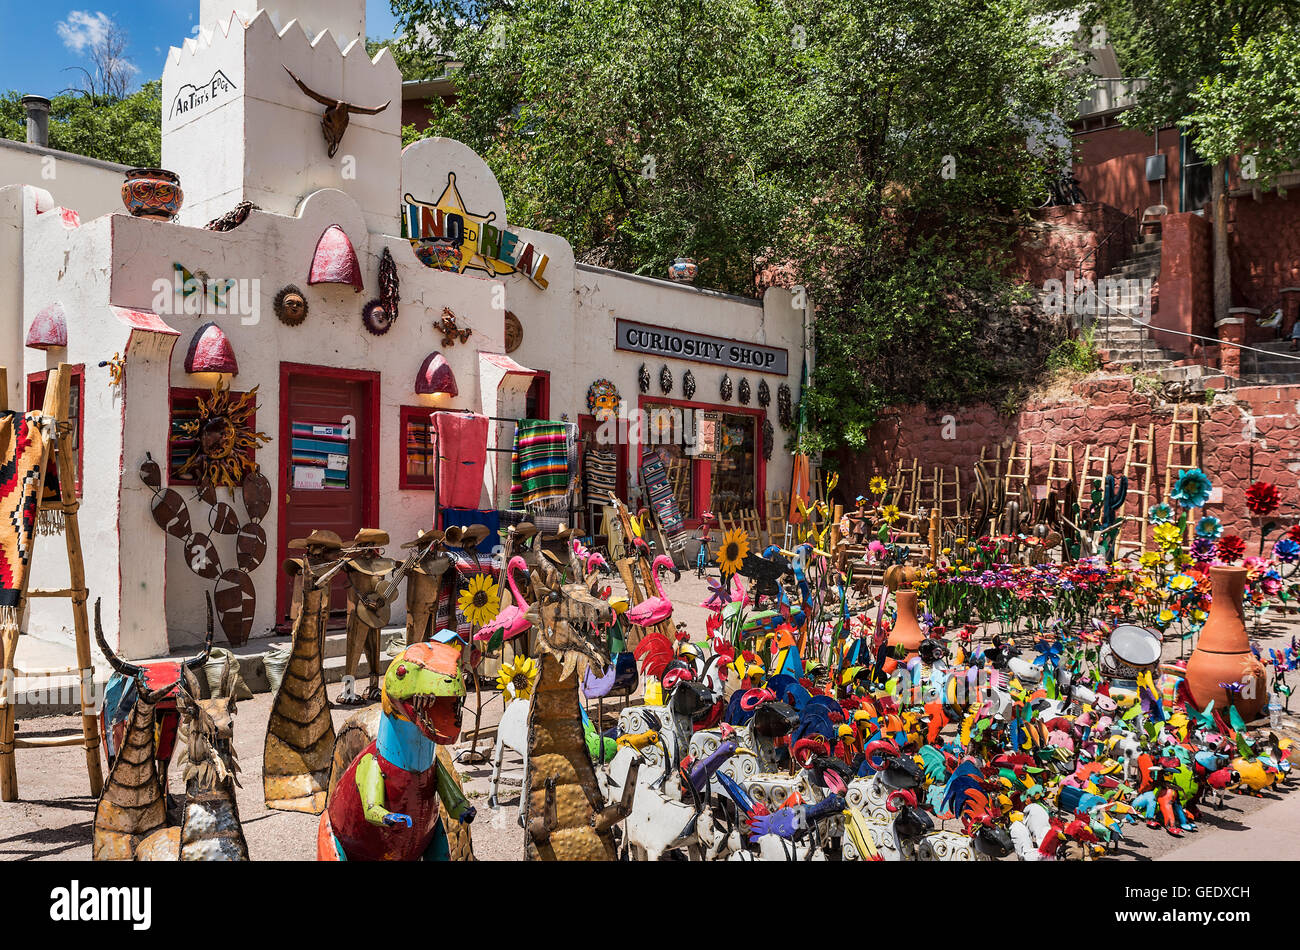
[626,555,680,628]
[474,556,533,643]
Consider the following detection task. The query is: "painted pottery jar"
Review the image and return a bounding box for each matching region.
[121,168,184,221]
[667,257,698,283]
[888,588,925,656]
[1184,565,1267,720]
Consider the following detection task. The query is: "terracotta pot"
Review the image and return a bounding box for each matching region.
[1184,565,1267,720]
[667,257,697,283]
[889,588,925,656]
[121,168,183,221]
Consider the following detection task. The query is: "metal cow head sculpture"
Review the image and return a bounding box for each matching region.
[284,66,391,159]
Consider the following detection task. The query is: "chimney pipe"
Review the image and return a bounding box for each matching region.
[21,96,51,148]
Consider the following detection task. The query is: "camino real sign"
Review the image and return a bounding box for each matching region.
[401,171,551,289]
[616,320,789,376]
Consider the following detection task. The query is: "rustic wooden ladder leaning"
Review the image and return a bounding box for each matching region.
[1164,404,1202,540]
[0,364,104,801]
[1120,423,1157,552]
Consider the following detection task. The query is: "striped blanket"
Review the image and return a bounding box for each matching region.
[0,412,49,608]
[510,420,573,511]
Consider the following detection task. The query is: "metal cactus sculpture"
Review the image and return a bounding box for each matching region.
[1063,475,1127,561]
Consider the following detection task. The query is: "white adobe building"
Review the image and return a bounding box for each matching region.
[0,0,808,658]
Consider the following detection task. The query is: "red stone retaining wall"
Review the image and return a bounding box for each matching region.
[837,376,1300,550]
[1151,212,1213,357]
[1229,192,1300,343]
[1012,202,1137,287]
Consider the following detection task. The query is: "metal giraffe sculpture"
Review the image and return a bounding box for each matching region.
[523,567,634,860]
[283,66,391,159]
[92,597,214,861]
[263,556,343,814]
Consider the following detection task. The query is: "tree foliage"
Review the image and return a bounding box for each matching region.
[0,81,162,167]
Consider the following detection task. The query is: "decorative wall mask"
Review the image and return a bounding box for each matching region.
[683,370,696,400]
[274,285,308,326]
[763,419,775,461]
[738,378,751,405]
[173,383,271,489]
[504,311,523,353]
[283,65,391,159]
[435,307,472,347]
[140,454,271,646]
[587,379,620,418]
[720,375,733,402]
[758,379,771,408]
[778,383,793,430]
[659,365,673,395]
[639,364,651,394]
[362,299,394,336]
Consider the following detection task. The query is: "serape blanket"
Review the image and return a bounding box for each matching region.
[0,411,49,608]
[510,420,571,511]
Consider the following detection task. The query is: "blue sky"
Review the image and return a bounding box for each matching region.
[0,2,401,98]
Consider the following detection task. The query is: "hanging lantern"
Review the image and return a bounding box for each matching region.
[738,378,751,405]
[659,365,673,394]
[683,370,696,400]
[639,364,651,394]
[757,379,771,408]
[720,374,733,402]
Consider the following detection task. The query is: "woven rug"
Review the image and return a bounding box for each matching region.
[0,412,49,609]
[510,420,571,511]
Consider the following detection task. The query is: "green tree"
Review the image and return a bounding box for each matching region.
[0,81,162,167]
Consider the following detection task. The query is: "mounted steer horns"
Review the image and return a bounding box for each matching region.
[283,66,391,159]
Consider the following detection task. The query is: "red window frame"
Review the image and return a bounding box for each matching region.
[399,405,438,491]
[26,365,85,495]
[167,386,258,484]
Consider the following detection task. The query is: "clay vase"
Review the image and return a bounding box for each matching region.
[1184,565,1267,720]
[667,257,698,283]
[888,588,925,656]
[121,168,184,221]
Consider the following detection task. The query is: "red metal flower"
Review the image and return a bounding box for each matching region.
[1216,535,1246,562]
[1245,480,1281,516]
[1286,525,1300,543]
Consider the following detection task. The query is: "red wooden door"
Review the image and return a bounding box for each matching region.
[278,366,379,624]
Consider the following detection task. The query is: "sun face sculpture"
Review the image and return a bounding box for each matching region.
[175,384,271,488]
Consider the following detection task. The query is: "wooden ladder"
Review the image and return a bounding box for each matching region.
[1045,443,1075,498]
[936,466,962,527]
[1077,444,1111,501]
[915,465,938,514]
[0,365,104,801]
[1003,442,1033,510]
[889,458,919,512]
[1164,404,1202,539]
[977,444,1003,485]
[1120,423,1157,551]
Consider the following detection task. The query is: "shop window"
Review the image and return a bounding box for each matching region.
[168,388,257,483]
[400,406,437,490]
[710,413,757,515]
[26,366,85,495]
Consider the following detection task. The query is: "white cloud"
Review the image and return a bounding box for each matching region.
[56,10,113,53]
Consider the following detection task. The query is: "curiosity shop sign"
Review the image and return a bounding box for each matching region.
[616,320,788,376]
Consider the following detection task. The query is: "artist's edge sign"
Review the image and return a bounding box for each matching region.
[616,319,788,376]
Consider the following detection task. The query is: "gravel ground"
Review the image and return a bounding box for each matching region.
[1,571,1295,861]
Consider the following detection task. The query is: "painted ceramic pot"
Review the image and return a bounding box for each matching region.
[1184,565,1267,720]
[122,168,184,221]
[889,588,925,656]
[668,257,698,283]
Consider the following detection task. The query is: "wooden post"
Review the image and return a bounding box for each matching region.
[928,508,941,564]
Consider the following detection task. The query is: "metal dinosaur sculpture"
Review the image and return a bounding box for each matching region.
[523,566,635,860]
[317,640,475,860]
[135,655,249,860]
[92,597,214,861]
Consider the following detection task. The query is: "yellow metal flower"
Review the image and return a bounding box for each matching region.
[1139,551,1160,568]
[458,574,501,627]
[880,504,901,525]
[496,655,539,703]
[869,476,888,495]
[1152,523,1182,550]
[716,527,750,575]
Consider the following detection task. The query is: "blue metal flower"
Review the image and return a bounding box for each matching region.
[1275,537,1300,564]
[1195,515,1223,539]
[1171,468,1213,509]
[1148,502,1174,525]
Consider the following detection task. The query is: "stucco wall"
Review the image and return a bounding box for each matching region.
[0,141,127,223]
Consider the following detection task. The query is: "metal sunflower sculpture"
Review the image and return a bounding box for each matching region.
[458,573,501,627]
[716,527,749,576]
[496,655,539,703]
[175,383,271,488]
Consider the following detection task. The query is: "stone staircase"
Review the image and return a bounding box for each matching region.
[1089,233,1227,393]
[1242,338,1300,386]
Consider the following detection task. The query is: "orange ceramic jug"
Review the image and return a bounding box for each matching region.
[889,588,925,656]
[1184,565,1267,720]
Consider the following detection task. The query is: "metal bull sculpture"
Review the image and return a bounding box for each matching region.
[92,596,214,861]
